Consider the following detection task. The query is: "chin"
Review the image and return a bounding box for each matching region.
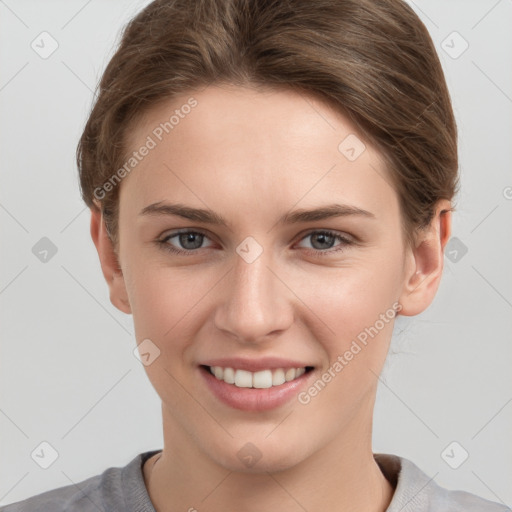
[207,437,311,474]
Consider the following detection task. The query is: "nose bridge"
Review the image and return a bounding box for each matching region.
[214,245,292,342]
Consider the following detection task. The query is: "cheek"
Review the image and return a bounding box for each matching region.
[124,261,215,350]
[287,261,401,420]
[293,267,399,430]
[125,251,403,353]
[292,260,401,348]
[124,264,216,410]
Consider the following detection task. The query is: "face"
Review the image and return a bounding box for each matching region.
[100,84,438,473]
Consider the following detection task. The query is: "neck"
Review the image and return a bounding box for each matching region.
[145,404,394,512]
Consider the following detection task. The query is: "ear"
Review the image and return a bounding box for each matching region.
[398,199,452,316]
[89,205,132,314]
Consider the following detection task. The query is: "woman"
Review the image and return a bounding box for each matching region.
[2,0,508,510]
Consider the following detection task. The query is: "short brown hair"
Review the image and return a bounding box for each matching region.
[77,0,458,251]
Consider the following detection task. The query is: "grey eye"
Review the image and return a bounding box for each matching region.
[307,232,337,250]
[177,232,205,250]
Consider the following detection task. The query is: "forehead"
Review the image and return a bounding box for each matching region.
[129,83,364,153]
[119,84,398,222]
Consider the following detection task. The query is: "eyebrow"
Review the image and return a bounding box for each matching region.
[139,201,375,226]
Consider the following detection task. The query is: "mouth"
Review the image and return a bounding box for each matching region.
[198,363,316,411]
[201,365,315,389]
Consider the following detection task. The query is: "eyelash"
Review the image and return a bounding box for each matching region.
[156,229,353,258]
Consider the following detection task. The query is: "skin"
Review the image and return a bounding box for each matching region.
[90,83,451,512]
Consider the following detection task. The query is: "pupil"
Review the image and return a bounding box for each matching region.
[180,233,203,249]
[312,233,334,250]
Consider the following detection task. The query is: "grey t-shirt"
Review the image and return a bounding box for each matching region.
[1,450,509,511]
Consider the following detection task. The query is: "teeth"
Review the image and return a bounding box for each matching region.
[272,368,286,386]
[208,366,308,388]
[253,370,272,389]
[285,368,296,382]
[223,367,235,384]
[235,369,252,388]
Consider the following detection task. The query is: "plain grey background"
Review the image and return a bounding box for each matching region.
[1,0,511,507]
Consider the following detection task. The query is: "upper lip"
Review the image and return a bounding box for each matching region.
[200,357,314,372]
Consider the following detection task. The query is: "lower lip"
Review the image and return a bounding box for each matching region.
[199,366,313,412]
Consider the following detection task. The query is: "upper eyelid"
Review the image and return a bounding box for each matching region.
[161,228,209,239]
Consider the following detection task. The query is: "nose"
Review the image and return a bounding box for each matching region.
[213,247,294,344]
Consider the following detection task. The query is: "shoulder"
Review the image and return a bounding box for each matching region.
[0,471,108,512]
[429,486,510,512]
[0,450,158,512]
[374,453,510,512]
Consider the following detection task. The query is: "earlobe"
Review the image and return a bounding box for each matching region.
[398,200,452,317]
[90,207,132,315]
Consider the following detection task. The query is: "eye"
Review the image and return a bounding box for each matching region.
[296,230,353,256]
[156,229,353,257]
[158,230,214,255]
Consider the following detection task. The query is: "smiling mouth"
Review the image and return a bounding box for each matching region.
[201,365,314,389]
